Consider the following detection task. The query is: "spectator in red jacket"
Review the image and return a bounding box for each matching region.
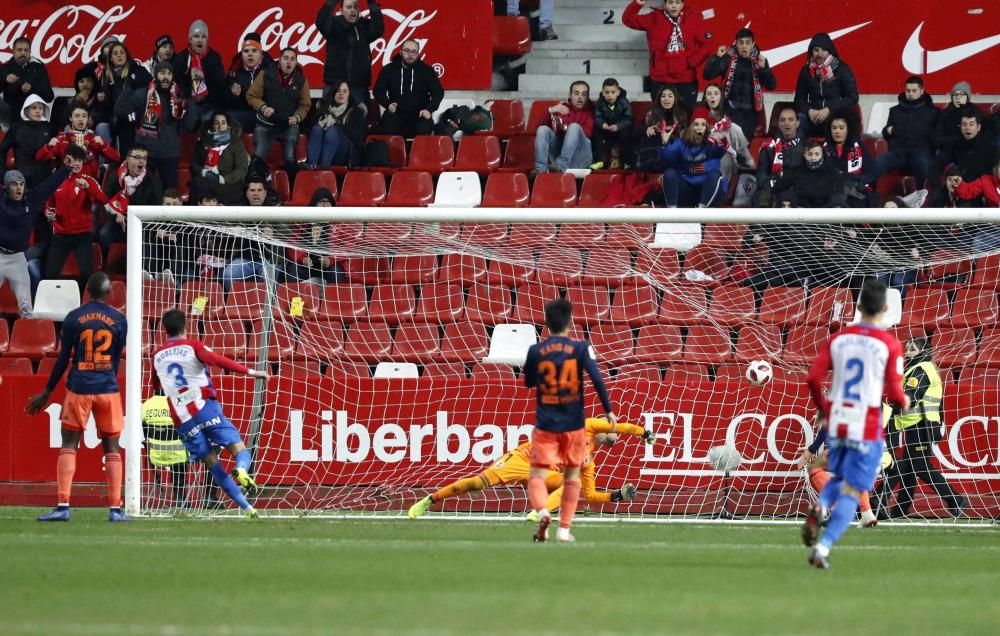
[960,159,1000,254]
[44,144,108,283]
[534,81,595,174]
[623,0,714,108]
[37,102,120,180]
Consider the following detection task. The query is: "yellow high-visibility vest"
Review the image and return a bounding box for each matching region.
[893,361,943,431]
[142,396,188,467]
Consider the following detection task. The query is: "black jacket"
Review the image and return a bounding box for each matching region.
[172,48,228,110]
[793,34,859,114]
[0,167,68,253]
[315,0,385,87]
[0,58,54,115]
[105,169,164,207]
[594,90,634,130]
[225,55,274,117]
[933,103,974,153]
[883,92,938,153]
[825,137,879,187]
[116,85,197,158]
[940,132,998,182]
[755,135,806,191]
[373,56,444,117]
[0,119,54,188]
[771,158,846,208]
[703,53,777,113]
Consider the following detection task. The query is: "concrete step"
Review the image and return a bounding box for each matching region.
[519,73,645,97]
[548,0,633,7]
[529,56,649,76]
[532,39,646,53]
[530,47,648,60]
[551,25,646,43]
[552,8,630,25]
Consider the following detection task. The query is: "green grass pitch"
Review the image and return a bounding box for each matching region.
[1,508,998,635]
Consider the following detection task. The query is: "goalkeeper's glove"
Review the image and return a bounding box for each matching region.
[610,483,637,502]
[642,429,657,444]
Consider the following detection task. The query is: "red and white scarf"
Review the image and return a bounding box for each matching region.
[665,13,685,53]
[829,141,864,176]
[709,117,736,159]
[105,161,147,216]
[767,136,800,174]
[808,55,839,84]
[138,80,185,139]
[187,47,209,102]
[723,45,765,113]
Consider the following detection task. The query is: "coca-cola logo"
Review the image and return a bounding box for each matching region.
[240,7,438,70]
[0,4,134,65]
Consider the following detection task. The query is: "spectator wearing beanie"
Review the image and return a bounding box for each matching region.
[373,40,444,138]
[225,32,274,133]
[793,33,859,137]
[659,105,728,207]
[877,75,939,191]
[315,0,384,107]
[246,48,311,172]
[173,19,227,119]
[702,27,776,137]
[145,35,175,77]
[50,66,102,140]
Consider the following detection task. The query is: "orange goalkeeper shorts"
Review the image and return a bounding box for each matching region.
[61,391,123,438]
[531,428,587,470]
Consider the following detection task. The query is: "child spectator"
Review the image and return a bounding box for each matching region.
[700,82,754,179]
[44,144,107,283]
[37,102,120,181]
[771,140,845,208]
[591,78,633,170]
[702,27,775,137]
[172,20,227,118]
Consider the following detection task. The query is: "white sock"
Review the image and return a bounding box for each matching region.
[814,543,830,558]
[557,527,573,541]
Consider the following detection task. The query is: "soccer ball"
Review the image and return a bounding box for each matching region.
[708,445,742,473]
[745,360,773,386]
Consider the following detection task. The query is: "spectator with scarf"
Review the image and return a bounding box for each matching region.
[102,144,164,248]
[700,82,754,179]
[43,145,107,284]
[116,61,194,189]
[702,27,775,138]
[659,106,728,207]
[623,0,714,108]
[94,42,152,154]
[793,33,859,137]
[305,80,366,169]
[634,84,687,172]
[824,109,878,207]
[225,32,274,133]
[37,102,120,181]
[172,19,227,120]
[755,106,805,207]
[190,112,249,205]
[246,48,312,174]
[533,80,595,174]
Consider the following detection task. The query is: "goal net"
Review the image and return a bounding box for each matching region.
[125,207,1000,522]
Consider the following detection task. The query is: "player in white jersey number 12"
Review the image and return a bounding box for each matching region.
[803,279,909,569]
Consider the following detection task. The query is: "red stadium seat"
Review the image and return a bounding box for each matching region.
[178,281,224,320]
[297,321,346,361]
[784,326,830,364]
[633,325,684,362]
[365,222,413,246]
[389,254,438,285]
[509,223,558,247]
[927,249,973,284]
[0,356,33,375]
[487,249,536,287]
[658,282,707,324]
[949,288,998,328]
[142,279,177,320]
[973,254,1000,289]
[326,360,372,379]
[464,283,513,324]
[367,284,416,325]
[84,280,126,314]
[959,366,1000,385]
[342,256,390,285]
[0,282,18,316]
[7,319,57,360]
[341,321,392,363]
[386,171,434,207]
[683,325,732,364]
[578,173,620,207]
[580,247,634,287]
[558,223,606,247]
[270,169,290,203]
[498,135,535,173]
[513,281,562,324]
[540,323,582,341]
[318,283,368,323]
[104,243,127,280]
[900,286,950,328]
[663,362,709,384]
[757,287,807,326]
[275,282,322,320]
[635,249,681,285]
[805,287,854,327]
[438,254,487,286]
[933,327,976,368]
[405,136,454,174]
[630,102,651,132]
[439,321,489,362]
[708,284,755,326]
[493,16,532,56]
[338,171,387,206]
[485,99,526,138]
[565,285,610,325]
[683,245,729,284]
[471,362,517,381]
[608,283,659,325]
[59,243,103,277]
[536,247,583,286]
[177,132,197,169]
[251,320,297,362]
[414,283,465,323]
[277,360,323,379]
[392,322,441,362]
[224,282,268,320]
[703,224,748,251]
[329,222,366,248]
[615,363,662,382]
[176,168,191,200]
[290,170,338,206]
[203,319,248,360]
[975,329,1000,367]
[735,324,783,362]
[422,362,468,379]
[530,173,577,207]
[453,135,501,174]
[364,135,408,172]
[606,224,656,249]
[526,101,561,132]
[482,172,530,207]
[589,323,634,364]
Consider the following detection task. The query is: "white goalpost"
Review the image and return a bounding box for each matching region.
[123,206,1000,523]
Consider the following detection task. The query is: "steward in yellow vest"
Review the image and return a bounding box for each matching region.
[142,394,189,507]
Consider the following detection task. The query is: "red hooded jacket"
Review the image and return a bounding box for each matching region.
[545,100,595,139]
[35,131,120,181]
[49,172,108,235]
[955,173,1000,207]
[623,1,714,84]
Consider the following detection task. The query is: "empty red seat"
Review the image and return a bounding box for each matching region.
[178,281,224,320]
[295,321,345,361]
[290,170,337,206]
[59,243,103,277]
[330,222,366,247]
[389,254,438,285]
[453,135,501,174]
[319,283,368,323]
[975,328,1000,366]
[659,282,707,324]
[589,323,634,364]
[83,280,126,314]
[342,256,389,285]
[176,168,191,199]
[487,249,536,286]
[933,327,976,368]
[606,223,655,248]
[251,320,297,362]
[784,326,830,364]
[509,223,558,247]
[703,224,748,251]
[414,283,464,323]
[757,287,807,325]
[406,136,454,174]
[275,282,323,320]
[536,247,583,286]
[439,254,487,286]
[708,285,755,326]
[927,249,973,283]
[580,247,634,287]
[949,288,998,328]
[565,285,610,325]
[683,325,732,364]
[7,319,57,359]
[608,283,659,325]
[900,286,950,328]
[142,279,177,320]
[498,135,535,173]
[471,362,516,381]
[578,173,621,207]
[461,224,510,248]
[973,254,1000,289]
[0,283,20,315]
[325,359,372,379]
[663,362,708,384]
[0,320,8,353]
[203,319,248,360]
[482,172,530,207]
[277,360,323,379]
[735,324,783,362]
[367,284,416,325]
[805,287,854,327]
[439,321,489,362]
[635,249,681,285]
[338,172,387,206]
[493,16,532,56]
[514,281,562,324]
[485,99,526,138]
[341,321,392,363]
[558,223,606,248]
[530,173,577,207]
[386,171,434,207]
[367,224,415,246]
[959,366,1000,385]
[0,356,33,375]
[633,325,683,362]
[683,245,729,283]
[392,322,440,362]
[464,283,513,324]
[614,363,662,382]
[223,282,268,320]
[422,362,468,378]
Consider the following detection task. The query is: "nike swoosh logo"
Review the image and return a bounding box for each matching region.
[902,22,1000,74]
[761,22,873,68]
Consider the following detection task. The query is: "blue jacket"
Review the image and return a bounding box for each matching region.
[0,166,69,253]
[659,138,726,185]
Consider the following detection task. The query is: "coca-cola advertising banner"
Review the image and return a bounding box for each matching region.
[0,1,493,90]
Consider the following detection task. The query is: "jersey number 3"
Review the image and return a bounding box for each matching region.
[166,363,189,388]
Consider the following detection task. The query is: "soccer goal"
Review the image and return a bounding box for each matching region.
[123,205,1000,523]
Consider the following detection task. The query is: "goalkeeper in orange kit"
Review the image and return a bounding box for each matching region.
[406,417,652,518]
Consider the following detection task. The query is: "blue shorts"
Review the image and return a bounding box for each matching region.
[175,401,243,461]
[827,438,884,492]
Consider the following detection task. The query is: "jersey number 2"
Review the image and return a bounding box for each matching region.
[166,363,189,388]
[843,358,864,401]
